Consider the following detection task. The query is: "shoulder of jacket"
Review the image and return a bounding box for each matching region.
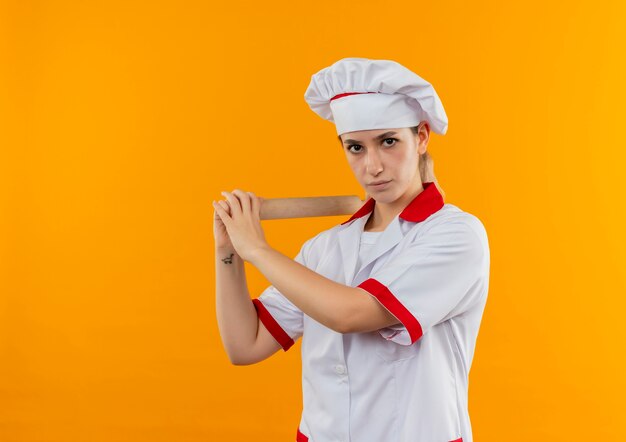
[419,203,488,243]
[299,225,340,256]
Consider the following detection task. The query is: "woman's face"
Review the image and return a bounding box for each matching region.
[339,125,429,203]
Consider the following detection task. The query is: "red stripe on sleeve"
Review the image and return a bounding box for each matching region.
[296,427,309,441]
[252,298,295,351]
[357,278,423,344]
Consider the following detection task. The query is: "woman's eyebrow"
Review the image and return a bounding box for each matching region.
[342,131,398,144]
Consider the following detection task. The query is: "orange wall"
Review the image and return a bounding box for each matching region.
[1,0,625,440]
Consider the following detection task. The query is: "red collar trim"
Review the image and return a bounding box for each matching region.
[340,181,444,225]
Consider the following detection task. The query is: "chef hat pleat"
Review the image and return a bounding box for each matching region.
[304,57,448,136]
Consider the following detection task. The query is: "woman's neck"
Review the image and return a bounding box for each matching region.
[364,182,425,232]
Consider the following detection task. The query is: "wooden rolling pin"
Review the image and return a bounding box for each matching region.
[258,194,369,220]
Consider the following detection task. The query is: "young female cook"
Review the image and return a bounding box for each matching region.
[213,57,490,442]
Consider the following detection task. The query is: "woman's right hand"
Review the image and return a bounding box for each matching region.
[213,199,235,250]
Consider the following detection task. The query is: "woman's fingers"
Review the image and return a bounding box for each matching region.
[248,192,260,218]
[219,189,258,219]
[213,199,232,224]
[231,189,251,215]
[217,200,231,215]
[220,191,242,216]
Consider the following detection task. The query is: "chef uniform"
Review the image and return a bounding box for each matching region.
[251,58,490,442]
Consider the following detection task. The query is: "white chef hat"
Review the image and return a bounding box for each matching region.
[304,57,448,136]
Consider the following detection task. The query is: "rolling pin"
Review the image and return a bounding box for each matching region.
[258,194,369,220]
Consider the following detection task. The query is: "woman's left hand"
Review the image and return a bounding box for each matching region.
[212,189,270,262]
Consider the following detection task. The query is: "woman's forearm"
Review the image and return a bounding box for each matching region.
[214,246,259,364]
[249,246,359,333]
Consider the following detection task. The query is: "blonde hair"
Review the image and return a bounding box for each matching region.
[338,125,446,200]
[410,125,445,200]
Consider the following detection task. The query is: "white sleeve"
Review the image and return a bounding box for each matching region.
[356,219,489,345]
[251,239,311,352]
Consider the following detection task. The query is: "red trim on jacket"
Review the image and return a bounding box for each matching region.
[341,181,444,225]
[449,438,463,442]
[296,427,309,441]
[357,278,423,344]
[251,298,295,351]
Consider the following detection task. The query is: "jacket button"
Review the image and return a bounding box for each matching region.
[334,364,346,374]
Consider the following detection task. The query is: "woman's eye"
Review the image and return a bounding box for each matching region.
[347,138,398,154]
[383,138,398,146]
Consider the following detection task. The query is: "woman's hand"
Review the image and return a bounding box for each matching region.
[212,189,269,261]
[212,197,235,250]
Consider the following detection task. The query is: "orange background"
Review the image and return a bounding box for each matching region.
[1,0,625,440]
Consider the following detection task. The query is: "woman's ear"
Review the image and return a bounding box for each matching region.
[417,123,430,153]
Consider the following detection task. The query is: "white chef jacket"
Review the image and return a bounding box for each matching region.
[251,181,490,442]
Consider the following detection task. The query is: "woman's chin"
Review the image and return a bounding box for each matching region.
[372,192,400,204]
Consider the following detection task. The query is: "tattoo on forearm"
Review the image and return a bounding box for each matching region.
[221,253,234,264]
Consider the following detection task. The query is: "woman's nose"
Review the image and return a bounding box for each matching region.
[366,151,383,174]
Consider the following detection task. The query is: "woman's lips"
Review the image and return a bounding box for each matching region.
[368,180,391,189]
